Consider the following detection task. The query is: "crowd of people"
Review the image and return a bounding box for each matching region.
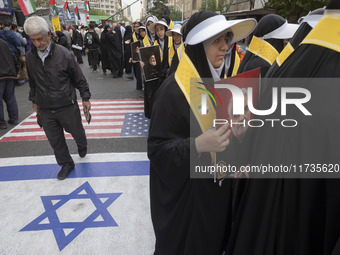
[0,0,340,253]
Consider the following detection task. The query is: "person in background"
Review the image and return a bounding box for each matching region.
[71,24,83,64]
[0,38,19,129]
[61,24,71,50]
[165,23,183,68]
[123,25,133,80]
[11,23,27,85]
[84,23,100,73]
[52,30,68,49]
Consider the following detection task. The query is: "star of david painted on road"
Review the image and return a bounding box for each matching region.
[20,182,122,251]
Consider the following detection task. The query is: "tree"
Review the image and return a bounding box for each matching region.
[169,7,182,22]
[265,0,328,22]
[89,9,108,16]
[199,0,217,12]
[147,0,168,19]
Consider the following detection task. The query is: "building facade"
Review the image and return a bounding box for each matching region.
[69,0,122,16]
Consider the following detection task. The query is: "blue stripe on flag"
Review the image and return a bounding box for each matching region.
[0,161,150,181]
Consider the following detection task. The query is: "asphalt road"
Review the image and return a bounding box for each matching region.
[0,56,148,158]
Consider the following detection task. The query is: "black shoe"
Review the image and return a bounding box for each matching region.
[0,125,7,129]
[78,146,87,158]
[8,119,18,125]
[57,163,75,180]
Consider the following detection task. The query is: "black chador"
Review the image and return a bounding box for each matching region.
[227,2,340,255]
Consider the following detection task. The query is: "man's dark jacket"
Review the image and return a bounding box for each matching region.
[26,42,91,109]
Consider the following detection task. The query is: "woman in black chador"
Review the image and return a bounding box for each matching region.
[237,14,298,77]
[100,24,123,78]
[227,1,340,255]
[148,11,256,255]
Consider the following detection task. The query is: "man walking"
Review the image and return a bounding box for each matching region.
[24,16,91,180]
[84,22,100,72]
[71,24,83,64]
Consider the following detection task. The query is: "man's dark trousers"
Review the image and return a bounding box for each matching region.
[40,103,87,165]
[0,79,18,126]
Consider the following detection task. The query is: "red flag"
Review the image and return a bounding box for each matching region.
[48,0,56,4]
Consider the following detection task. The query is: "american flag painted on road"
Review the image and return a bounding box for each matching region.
[0,99,149,142]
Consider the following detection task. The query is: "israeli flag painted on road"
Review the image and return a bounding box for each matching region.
[0,153,155,254]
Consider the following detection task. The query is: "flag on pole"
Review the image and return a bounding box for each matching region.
[74,6,81,26]
[17,0,36,16]
[63,1,71,20]
[74,5,80,20]
[84,1,91,12]
[48,0,59,17]
[84,1,91,24]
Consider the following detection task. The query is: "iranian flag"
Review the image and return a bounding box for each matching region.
[48,0,59,17]
[63,1,71,20]
[17,0,36,16]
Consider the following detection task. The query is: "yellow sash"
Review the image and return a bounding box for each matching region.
[174,50,216,162]
[132,32,138,42]
[276,42,294,67]
[300,14,340,53]
[247,36,279,65]
[154,40,163,62]
[169,20,174,30]
[143,36,151,47]
[169,40,182,67]
[232,49,241,76]
[177,43,185,62]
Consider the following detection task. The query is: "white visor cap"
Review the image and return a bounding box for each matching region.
[262,21,300,39]
[184,15,257,45]
[166,23,182,37]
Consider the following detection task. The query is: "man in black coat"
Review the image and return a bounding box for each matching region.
[24,16,91,180]
[71,24,83,64]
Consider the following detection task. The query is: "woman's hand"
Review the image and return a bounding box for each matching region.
[195,124,231,153]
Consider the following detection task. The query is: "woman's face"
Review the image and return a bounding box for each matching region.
[205,33,231,68]
[172,32,182,45]
[107,27,111,32]
[155,25,165,39]
[139,29,146,38]
[147,21,153,33]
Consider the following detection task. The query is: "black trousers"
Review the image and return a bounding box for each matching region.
[73,49,83,64]
[88,48,99,70]
[40,103,87,166]
[133,62,143,90]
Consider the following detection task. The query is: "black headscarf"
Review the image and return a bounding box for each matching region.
[182,11,219,80]
[238,14,287,77]
[227,2,340,254]
[161,15,171,25]
[124,25,133,42]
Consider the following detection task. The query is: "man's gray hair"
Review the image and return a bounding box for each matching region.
[24,16,49,36]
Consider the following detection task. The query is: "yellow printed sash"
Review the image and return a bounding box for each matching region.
[169,20,174,30]
[132,32,138,42]
[300,14,340,53]
[247,36,279,65]
[143,36,151,47]
[174,50,216,162]
[276,42,294,67]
